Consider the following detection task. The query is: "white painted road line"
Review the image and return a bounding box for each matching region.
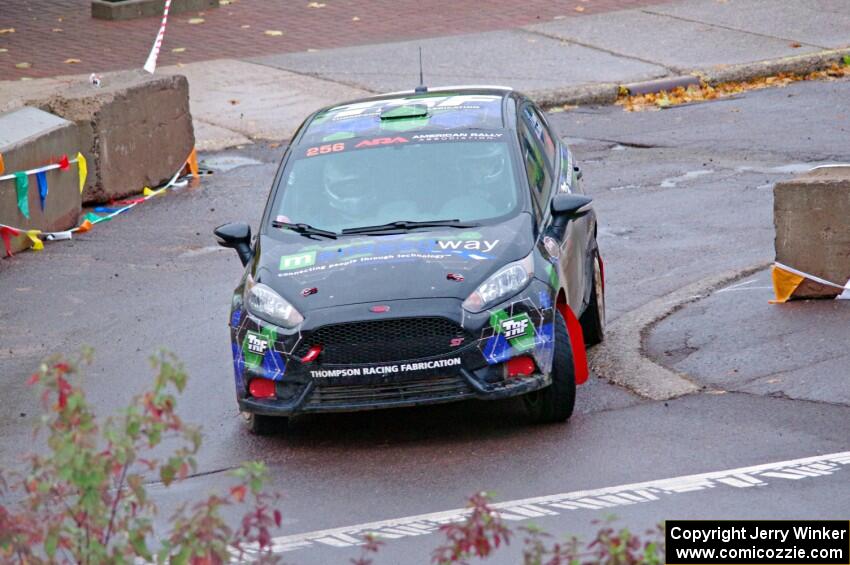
[260,451,850,555]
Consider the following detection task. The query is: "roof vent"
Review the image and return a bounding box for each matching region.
[379,104,429,120]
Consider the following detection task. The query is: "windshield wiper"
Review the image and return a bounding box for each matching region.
[342,219,481,235]
[272,221,337,239]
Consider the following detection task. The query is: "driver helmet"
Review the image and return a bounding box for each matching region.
[322,156,371,218]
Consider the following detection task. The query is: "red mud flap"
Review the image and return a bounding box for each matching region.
[559,303,589,385]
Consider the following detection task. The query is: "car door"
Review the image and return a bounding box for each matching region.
[519,103,588,310]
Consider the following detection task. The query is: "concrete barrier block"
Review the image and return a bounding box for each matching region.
[36,70,195,204]
[0,107,82,254]
[92,0,218,21]
[774,166,850,298]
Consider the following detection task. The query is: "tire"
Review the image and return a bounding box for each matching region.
[580,251,605,346]
[244,411,287,436]
[523,309,576,423]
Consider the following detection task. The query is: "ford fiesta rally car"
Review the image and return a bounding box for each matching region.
[215,86,605,434]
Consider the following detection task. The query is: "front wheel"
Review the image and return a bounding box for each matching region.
[580,251,605,346]
[243,411,287,436]
[524,309,576,423]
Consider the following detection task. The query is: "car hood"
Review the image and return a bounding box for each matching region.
[254,213,535,312]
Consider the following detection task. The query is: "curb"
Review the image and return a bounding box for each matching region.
[532,47,850,109]
[589,263,770,401]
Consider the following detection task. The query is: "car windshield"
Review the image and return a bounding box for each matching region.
[271,132,520,234]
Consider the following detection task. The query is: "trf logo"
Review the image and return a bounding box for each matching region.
[246,332,269,355]
[501,317,529,339]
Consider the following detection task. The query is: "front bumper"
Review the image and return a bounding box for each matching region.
[229,281,557,416]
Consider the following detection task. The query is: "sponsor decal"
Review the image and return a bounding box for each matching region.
[310,357,461,379]
[481,300,554,369]
[449,337,465,347]
[497,312,535,351]
[411,132,504,142]
[436,239,498,253]
[305,142,345,157]
[280,251,316,271]
[354,136,409,148]
[242,330,274,369]
[278,237,498,274]
[501,316,529,339]
[246,332,269,355]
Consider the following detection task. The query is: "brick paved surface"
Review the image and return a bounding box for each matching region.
[1,0,668,80]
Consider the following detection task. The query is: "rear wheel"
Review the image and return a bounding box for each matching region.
[244,412,287,436]
[580,251,605,346]
[524,309,576,423]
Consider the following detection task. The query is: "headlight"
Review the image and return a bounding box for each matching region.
[244,277,304,328]
[462,253,535,313]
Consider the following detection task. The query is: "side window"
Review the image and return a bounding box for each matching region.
[519,108,554,216]
[523,105,557,164]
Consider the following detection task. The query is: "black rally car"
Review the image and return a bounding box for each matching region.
[215,86,605,434]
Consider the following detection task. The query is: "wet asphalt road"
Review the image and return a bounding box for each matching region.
[1,78,849,563]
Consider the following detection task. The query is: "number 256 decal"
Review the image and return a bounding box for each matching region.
[306,143,345,157]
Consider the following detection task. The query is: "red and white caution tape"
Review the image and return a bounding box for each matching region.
[143,0,172,74]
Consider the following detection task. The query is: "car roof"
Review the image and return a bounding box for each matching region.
[298,86,516,145]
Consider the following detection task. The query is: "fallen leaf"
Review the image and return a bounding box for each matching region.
[351,16,360,21]
[187,17,205,24]
[240,24,251,28]
[172,47,187,52]
[0,28,15,34]
[269,142,281,148]
[228,99,240,105]
[307,1,326,7]
[15,62,31,69]
[789,42,801,48]
[63,58,81,64]
[52,28,63,32]
[264,30,284,36]
[574,5,585,11]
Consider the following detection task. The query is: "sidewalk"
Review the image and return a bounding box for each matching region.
[0,0,666,79]
[2,0,849,151]
[647,269,850,405]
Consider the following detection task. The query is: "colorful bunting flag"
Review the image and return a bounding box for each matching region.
[36,171,48,211]
[83,212,112,224]
[771,262,849,303]
[187,147,199,178]
[26,230,43,251]
[14,172,29,219]
[58,154,70,170]
[76,152,87,194]
[0,153,4,175]
[0,225,20,257]
[76,219,93,233]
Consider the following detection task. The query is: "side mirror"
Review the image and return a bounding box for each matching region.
[552,193,592,218]
[551,194,592,233]
[214,222,253,266]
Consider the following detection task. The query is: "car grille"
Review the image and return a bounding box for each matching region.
[307,375,472,407]
[295,317,471,364]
